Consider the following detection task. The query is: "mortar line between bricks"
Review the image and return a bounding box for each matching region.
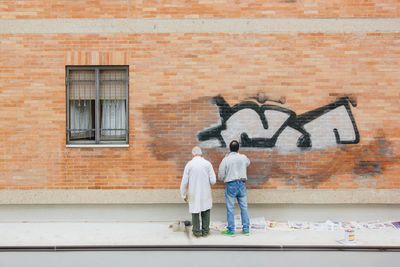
[1,18,400,34]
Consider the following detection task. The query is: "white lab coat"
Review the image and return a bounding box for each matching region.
[180,156,216,214]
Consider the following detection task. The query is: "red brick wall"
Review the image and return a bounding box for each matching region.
[1,0,399,19]
[1,33,399,190]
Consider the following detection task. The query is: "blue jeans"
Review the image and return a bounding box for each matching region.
[225,180,250,232]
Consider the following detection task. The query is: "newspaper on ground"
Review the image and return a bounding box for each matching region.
[210,216,267,232]
[392,221,400,229]
[288,221,309,230]
[341,221,362,230]
[266,221,292,231]
[210,218,400,232]
[250,217,267,231]
[362,221,395,230]
[308,220,341,231]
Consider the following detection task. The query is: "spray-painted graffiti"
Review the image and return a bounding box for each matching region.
[198,95,360,151]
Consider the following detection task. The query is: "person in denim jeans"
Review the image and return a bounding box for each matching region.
[218,140,250,236]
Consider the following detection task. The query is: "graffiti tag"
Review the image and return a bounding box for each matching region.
[198,96,360,151]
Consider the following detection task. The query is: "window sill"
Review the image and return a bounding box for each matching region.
[66,144,129,148]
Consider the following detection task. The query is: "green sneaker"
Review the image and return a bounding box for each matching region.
[242,230,250,236]
[221,229,235,236]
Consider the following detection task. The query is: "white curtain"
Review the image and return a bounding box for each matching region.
[101,100,126,137]
[70,100,93,139]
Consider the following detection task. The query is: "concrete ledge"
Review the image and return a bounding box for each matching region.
[0,189,399,204]
[66,144,129,148]
[1,18,400,34]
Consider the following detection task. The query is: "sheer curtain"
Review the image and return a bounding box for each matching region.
[69,70,95,140]
[101,100,126,137]
[70,100,93,139]
[100,69,127,140]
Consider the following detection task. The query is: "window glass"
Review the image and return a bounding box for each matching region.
[66,67,128,144]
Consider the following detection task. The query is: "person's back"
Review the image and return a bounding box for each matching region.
[186,156,214,204]
[218,140,251,236]
[180,147,216,237]
[219,152,249,183]
[189,156,213,180]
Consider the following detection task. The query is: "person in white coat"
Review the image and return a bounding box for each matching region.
[180,146,216,237]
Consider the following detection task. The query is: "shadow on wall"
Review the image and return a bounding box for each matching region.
[142,95,398,188]
[201,132,397,188]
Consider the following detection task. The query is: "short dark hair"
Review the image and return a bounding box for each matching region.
[229,140,239,152]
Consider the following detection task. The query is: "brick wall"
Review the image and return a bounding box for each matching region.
[1,32,399,190]
[0,1,399,192]
[1,0,399,18]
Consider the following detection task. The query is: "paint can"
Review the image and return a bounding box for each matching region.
[345,228,355,242]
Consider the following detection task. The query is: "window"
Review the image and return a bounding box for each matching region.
[66,66,129,145]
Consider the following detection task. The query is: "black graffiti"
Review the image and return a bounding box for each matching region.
[197,95,360,148]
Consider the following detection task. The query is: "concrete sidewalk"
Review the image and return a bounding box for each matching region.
[1,221,399,247]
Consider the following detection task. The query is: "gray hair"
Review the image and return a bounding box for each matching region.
[192,146,203,156]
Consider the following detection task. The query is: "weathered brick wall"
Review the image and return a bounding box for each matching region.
[1,0,399,18]
[1,32,399,190]
[0,1,399,193]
